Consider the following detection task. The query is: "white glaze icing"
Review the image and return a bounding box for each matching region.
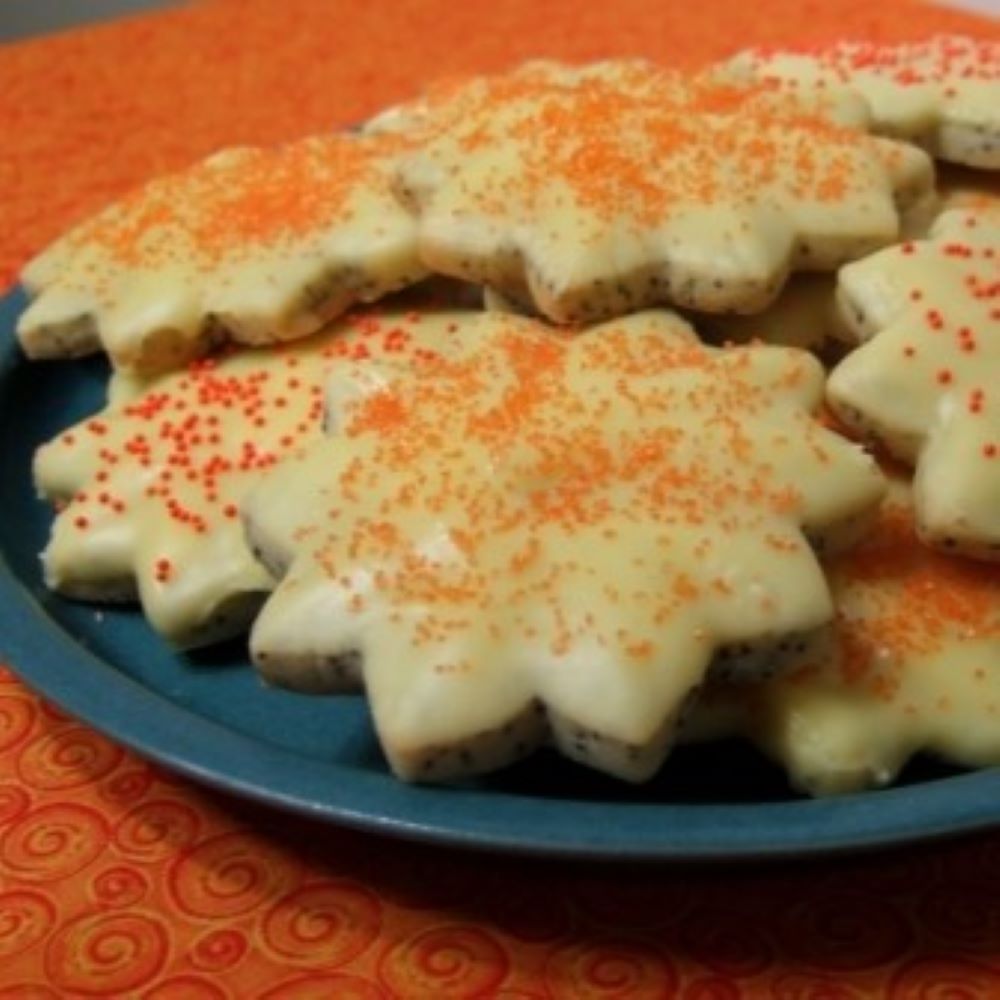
[393,60,930,325]
[726,35,1000,168]
[687,476,1000,795]
[827,212,1000,559]
[245,309,885,782]
[18,133,427,374]
[35,307,466,647]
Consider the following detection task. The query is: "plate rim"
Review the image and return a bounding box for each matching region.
[3,286,1000,862]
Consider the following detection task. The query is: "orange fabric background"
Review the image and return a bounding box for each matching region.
[2,0,1000,996]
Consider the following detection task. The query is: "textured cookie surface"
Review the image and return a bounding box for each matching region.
[34,307,455,647]
[937,164,1000,217]
[695,274,836,352]
[726,35,1000,168]
[689,476,1000,795]
[826,212,1000,559]
[929,201,1000,243]
[18,133,426,374]
[245,309,885,783]
[393,59,931,324]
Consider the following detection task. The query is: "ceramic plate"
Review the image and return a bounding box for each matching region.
[2,288,999,860]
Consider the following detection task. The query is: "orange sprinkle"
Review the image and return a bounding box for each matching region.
[829,498,1000,698]
[61,133,405,271]
[3,0,995,289]
[299,314,857,662]
[414,64,890,230]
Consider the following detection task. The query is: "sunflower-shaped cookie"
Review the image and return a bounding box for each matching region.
[937,163,1000,216]
[35,307,461,647]
[689,474,1000,795]
[18,133,427,375]
[244,310,885,782]
[826,211,1000,559]
[391,60,932,325]
[726,35,1000,168]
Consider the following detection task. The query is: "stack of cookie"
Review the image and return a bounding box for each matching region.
[17,37,1000,794]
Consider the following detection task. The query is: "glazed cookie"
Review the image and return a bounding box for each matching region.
[937,163,1000,218]
[928,203,1000,243]
[491,267,846,359]
[244,309,885,783]
[694,274,837,352]
[687,476,1000,796]
[826,213,1000,559]
[18,133,427,374]
[393,59,932,324]
[34,307,459,648]
[725,35,1000,168]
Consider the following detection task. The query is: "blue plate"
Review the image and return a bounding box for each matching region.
[2,287,999,860]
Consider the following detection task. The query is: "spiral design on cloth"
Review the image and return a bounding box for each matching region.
[168,831,301,919]
[97,767,155,807]
[0,694,37,752]
[113,799,202,862]
[16,725,123,790]
[43,911,170,995]
[259,881,382,966]
[0,783,31,825]
[0,890,57,959]
[543,939,678,999]
[378,924,510,999]
[37,701,71,724]
[887,957,1000,999]
[1,803,108,881]
[774,892,914,971]
[189,928,249,972]
[89,865,150,909]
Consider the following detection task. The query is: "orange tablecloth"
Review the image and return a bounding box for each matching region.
[3,1,1000,995]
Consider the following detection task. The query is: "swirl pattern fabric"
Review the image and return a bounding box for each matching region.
[6,667,1000,994]
[2,0,1000,994]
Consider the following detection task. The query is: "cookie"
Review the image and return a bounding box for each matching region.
[928,200,1000,243]
[244,309,885,783]
[725,35,1000,168]
[35,306,459,648]
[937,163,1000,216]
[18,133,427,375]
[392,59,932,325]
[482,285,539,318]
[694,274,836,352]
[687,475,1000,795]
[826,212,1000,559]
